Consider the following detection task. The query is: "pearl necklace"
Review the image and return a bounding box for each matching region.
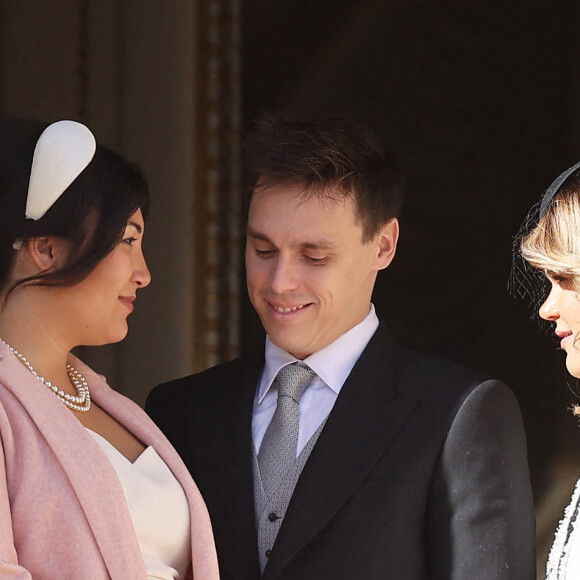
[2,341,91,412]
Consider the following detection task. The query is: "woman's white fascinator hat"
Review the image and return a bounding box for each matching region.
[12,120,96,250]
[26,120,96,220]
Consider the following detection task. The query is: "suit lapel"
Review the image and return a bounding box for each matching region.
[263,325,421,579]
[203,354,264,580]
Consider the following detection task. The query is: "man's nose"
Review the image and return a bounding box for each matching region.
[270,256,298,294]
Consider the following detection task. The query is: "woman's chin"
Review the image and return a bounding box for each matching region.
[565,355,580,379]
[82,326,129,347]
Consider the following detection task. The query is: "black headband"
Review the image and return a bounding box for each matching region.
[539,160,580,217]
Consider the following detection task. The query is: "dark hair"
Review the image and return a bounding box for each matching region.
[244,114,405,242]
[0,118,149,294]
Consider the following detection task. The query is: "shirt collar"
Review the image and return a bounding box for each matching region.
[257,304,379,403]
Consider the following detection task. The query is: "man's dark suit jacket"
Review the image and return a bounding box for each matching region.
[146,324,535,580]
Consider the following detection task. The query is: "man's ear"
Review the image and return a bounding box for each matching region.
[26,237,70,272]
[376,218,399,271]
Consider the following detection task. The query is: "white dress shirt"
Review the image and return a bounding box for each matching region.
[253,304,379,457]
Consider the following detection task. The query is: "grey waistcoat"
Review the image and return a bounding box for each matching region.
[253,417,328,572]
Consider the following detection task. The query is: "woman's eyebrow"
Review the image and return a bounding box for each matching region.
[127,221,143,234]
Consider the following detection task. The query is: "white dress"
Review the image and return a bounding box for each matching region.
[546,476,580,579]
[87,429,191,580]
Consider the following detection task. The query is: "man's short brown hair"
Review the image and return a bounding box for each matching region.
[244,115,405,242]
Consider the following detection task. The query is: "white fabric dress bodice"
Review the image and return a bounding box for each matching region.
[87,429,191,580]
[546,475,580,579]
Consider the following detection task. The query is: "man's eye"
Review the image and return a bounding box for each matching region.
[305,255,328,265]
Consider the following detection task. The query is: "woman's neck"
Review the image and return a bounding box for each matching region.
[0,290,74,391]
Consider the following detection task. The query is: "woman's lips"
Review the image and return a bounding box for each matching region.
[557,330,574,350]
[119,296,136,312]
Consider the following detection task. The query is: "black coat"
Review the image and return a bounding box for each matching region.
[146,324,535,580]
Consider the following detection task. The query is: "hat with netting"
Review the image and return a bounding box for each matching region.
[510,161,580,327]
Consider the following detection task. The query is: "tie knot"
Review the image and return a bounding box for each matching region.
[275,363,316,403]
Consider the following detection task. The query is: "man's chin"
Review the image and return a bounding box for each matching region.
[268,334,313,360]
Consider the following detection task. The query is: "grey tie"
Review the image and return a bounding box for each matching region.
[258,363,316,498]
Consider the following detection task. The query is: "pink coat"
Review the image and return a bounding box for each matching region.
[0,341,220,579]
